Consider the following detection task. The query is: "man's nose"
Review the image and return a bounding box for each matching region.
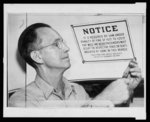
[62,42,70,52]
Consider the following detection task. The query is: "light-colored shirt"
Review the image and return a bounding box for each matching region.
[8,77,90,108]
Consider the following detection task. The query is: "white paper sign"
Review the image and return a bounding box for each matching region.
[71,20,135,63]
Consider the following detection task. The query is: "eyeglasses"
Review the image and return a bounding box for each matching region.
[37,39,65,50]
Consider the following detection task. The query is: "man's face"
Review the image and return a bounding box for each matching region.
[35,27,71,69]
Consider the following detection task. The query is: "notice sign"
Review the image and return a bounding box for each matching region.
[71,20,135,63]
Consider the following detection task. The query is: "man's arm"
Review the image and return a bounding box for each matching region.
[92,60,143,105]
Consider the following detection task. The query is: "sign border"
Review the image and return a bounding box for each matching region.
[71,20,136,63]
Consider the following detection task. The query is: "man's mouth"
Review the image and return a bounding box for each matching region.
[62,56,69,59]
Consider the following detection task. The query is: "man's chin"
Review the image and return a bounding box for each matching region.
[65,63,71,70]
[59,63,71,71]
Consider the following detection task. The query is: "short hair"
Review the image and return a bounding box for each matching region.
[18,23,51,68]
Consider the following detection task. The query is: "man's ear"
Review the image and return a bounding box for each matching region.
[30,51,43,64]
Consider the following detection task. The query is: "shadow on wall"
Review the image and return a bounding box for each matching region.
[16,49,26,73]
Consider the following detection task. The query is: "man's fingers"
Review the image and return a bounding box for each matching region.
[122,60,142,90]
[122,60,139,78]
[130,59,137,64]
[129,60,138,68]
[123,67,130,78]
[130,72,142,77]
[124,76,142,90]
[130,67,141,73]
[130,67,142,78]
[123,67,141,78]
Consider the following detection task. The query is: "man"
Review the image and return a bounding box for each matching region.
[8,23,142,107]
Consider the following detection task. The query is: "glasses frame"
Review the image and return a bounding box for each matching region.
[36,39,65,51]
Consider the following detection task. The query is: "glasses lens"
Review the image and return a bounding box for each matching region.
[37,39,65,50]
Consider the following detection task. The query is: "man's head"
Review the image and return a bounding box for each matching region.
[18,23,70,70]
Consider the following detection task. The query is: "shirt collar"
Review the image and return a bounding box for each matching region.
[63,77,76,99]
[35,75,54,99]
[35,75,75,100]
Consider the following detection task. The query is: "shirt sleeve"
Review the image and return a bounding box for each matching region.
[8,93,26,107]
[72,83,91,100]
[8,91,39,107]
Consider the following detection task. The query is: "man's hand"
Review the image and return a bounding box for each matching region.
[94,59,143,105]
[123,59,143,90]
